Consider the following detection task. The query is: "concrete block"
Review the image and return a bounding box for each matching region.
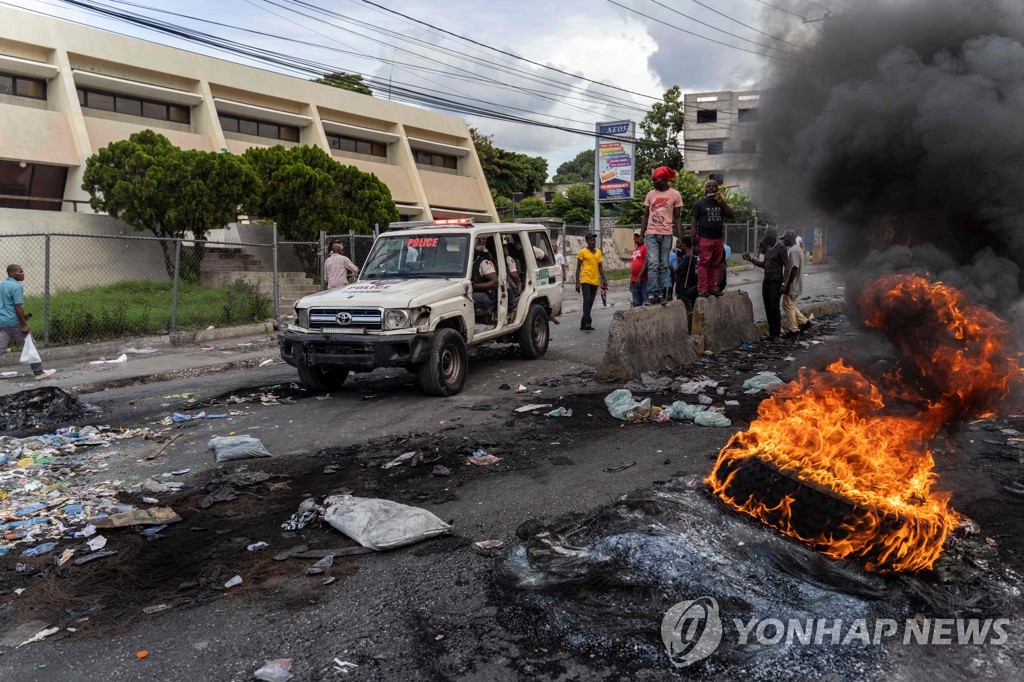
[690,290,760,353]
[597,301,696,381]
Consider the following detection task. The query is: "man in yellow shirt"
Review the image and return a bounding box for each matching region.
[574,233,607,331]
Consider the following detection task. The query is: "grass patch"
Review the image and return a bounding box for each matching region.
[605,268,631,281]
[24,280,272,346]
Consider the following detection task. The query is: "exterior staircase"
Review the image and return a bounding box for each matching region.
[200,247,320,313]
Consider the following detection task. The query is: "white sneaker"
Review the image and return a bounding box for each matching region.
[34,369,56,380]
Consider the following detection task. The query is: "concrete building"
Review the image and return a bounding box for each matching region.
[0,7,497,224]
[683,89,761,191]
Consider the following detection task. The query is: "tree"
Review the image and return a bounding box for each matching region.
[635,85,686,179]
[470,128,548,199]
[552,149,594,184]
[82,129,259,278]
[550,183,595,225]
[243,144,398,241]
[312,71,372,97]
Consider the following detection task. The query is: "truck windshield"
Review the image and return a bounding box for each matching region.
[360,233,470,279]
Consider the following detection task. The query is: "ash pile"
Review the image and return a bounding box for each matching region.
[497,476,1019,678]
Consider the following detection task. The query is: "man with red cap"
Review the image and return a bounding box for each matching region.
[640,166,682,306]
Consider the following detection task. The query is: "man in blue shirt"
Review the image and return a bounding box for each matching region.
[0,264,55,380]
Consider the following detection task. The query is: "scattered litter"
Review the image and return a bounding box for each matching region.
[604,462,636,473]
[136,651,148,659]
[604,389,651,421]
[16,626,60,648]
[653,411,671,423]
[333,659,358,674]
[0,387,89,432]
[56,548,75,566]
[675,377,718,394]
[199,485,238,509]
[466,454,502,466]
[254,659,294,682]
[545,407,572,417]
[92,507,180,528]
[382,451,418,469]
[698,394,714,405]
[123,347,159,354]
[142,604,171,615]
[168,411,228,424]
[281,499,323,531]
[322,494,452,551]
[430,465,451,477]
[247,541,269,552]
[72,550,116,565]
[474,540,504,550]
[224,575,242,589]
[86,535,107,551]
[725,400,740,406]
[1,371,17,377]
[88,354,128,365]
[515,403,552,413]
[639,372,673,391]
[258,359,275,368]
[22,542,56,557]
[694,411,732,428]
[783,355,796,362]
[306,554,334,575]
[209,435,272,463]
[514,384,528,393]
[742,372,783,392]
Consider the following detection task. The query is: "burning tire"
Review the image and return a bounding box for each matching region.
[709,451,948,572]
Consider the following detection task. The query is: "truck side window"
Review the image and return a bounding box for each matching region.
[528,232,555,266]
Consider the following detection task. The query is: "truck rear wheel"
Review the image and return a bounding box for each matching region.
[419,328,468,396]
[297,362,349,393]
[517,303,549,359]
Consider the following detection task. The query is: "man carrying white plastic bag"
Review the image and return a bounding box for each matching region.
[1,264,56,380]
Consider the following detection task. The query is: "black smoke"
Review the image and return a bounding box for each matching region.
[756,0,1024,311]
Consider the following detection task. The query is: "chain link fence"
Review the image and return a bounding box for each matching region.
[0,227,353,348]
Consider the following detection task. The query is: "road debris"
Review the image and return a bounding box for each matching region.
[209,435,272,462]
[92,507,181,528]
[224,575,242,588]
[305,554,334,575]
[742,371,784,392]
[381,451,418,469]
[322,494,452,551]
[16,626,60,648]
[333,659,358,674]
[604,462,636,473]
[88,354,128,365]
[254,659,294,682]
[466,452,502,466]
[0,387,90,433]
[545,407,572,417]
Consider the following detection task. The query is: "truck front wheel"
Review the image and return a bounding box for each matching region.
[297,362,349,393]
[419,328,468,396]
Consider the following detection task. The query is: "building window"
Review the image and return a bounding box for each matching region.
[707,140,725,155]
[0,72,47,100]
[218,112,299,141]
[0,160,68,211]
[414,150,458,170]
[738,108,759,123]
[77,87,191,124]
[327,133,386,158]
[740,139,758,153]
[697,109,718,124]
[710,173,725,185]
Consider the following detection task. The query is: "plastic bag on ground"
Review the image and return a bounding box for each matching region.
[667,401,708,422]
[20,334,41,365]
[208,435,272,463]
[254,659,293,682]
[322,495,452,551]
[742,372,783,392]
[604,389,651,420]
[694,411,732,428]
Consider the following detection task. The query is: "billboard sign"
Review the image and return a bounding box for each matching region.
[596,120,635,202]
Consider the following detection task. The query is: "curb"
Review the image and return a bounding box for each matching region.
[67,355,284,394]
[0,321,276,368]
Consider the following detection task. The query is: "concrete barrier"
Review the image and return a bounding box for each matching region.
[597,301,696,381]
[690,291,760,353]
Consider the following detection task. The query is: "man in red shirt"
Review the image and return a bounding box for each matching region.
[629,232,648,308]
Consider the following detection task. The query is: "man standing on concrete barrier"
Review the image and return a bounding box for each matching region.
[743,229,787,341]
[575,233,606,331]
[689,179,733,297]
[641,166,682,306]
[0,264,56,380]
[628,232,648,308]
[324,243,359,288]
[780,229,812,338]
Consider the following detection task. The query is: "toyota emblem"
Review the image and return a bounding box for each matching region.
[336,312,353,325]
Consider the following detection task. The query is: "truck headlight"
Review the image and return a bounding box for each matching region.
[384,309,410,330]
[296,308,309,328]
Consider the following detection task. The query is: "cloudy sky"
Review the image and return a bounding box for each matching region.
[14,0,821,175]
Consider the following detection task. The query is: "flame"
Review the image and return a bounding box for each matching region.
[708,274,1021,572]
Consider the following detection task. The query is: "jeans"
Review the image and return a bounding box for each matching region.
[762,279,782,338]
[697,237,724,293]
[629,279,648,307]
[782,294,809,333]
[0,325,44,374]
[580,284,598,328]
[645,234,672,295]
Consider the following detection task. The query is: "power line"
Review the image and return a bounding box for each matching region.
[686,0,806,49]
[608,0,794,60]
[643,0,799,56]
